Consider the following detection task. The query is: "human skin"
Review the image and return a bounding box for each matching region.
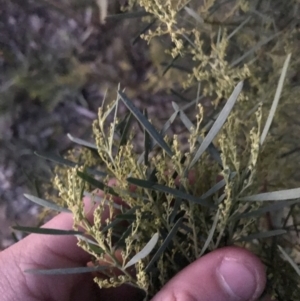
[0,211,274,301]
[0,182,272,301]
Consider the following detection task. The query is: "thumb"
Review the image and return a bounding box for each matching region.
[151,246,266,301]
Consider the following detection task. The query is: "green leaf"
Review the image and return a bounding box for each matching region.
[230,33,280,67]
[118,91,173,157]
[240,188,300,201]
[200,173,235,200]
[35,151,106,177]
[21,168,42,198]
[200,179,225,199]
[101,206,140,233]
[172,102,194,131]
[202,110,220,132]
[145,218,183,272]
[67,133,97,150]
[101,219,123,233]
[116,111,130,133]
[217,193,226,204]
[115,214,136,220]
[235,229,286,242]
[119,112,132,146]
[124,232,159,269]
[227,16,251,40]
[109,95,119,153]
[181,94,204,111]
[160,110,179,135]
[117,206,141,218]
[178,29,196,48]
[114,223,133,249]
[35,151,77,168]
[160,62,191,73]
[24,266,109,275]
[162,25,198,75]
[170,89,191,102]
[169,197,182,224]
[137,109,179,165]
[172,102,222,165]
[233,199,300,221]
[24,194,70,213]
[152,184,216,208]
[189,82,243,168]
[77,171,118,196]
[162,31,193,75]
[162,53,181,76]
[278,245,300,277]
[199,209,220,256]
[126,177,156,189]
[84,168,107,177]
[127,177,216,208]
[184,6,204,23]
[12,226,82,236]
[132,19,156,45]
[260,53,292,145]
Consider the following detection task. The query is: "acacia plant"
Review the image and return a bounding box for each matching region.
[14,53,300,300]
[12,0,300,300]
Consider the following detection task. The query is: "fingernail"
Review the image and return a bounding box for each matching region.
[217,257,258,301]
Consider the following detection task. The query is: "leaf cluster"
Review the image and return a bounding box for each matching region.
[17,62,300,299]
[9,1,300,300]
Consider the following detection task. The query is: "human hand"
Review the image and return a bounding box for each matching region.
[0,178,271,301]
[0,211,271,301]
